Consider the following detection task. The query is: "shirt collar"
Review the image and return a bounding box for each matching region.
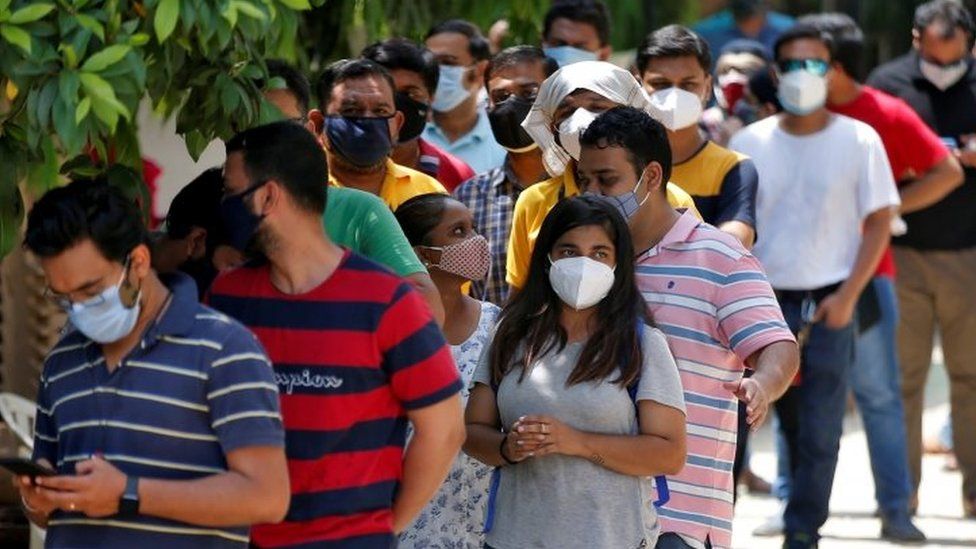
[145,272,200,340]
[644,210,700,257]
[423,109,493,149]
[500,154,549,190]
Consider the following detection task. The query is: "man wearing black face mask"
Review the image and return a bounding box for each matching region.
[362,38,475,192]
[452,46,557,305]
[316,59,446,211]
[868,0,976,518]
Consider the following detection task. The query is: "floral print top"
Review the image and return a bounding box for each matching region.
[399,302,499,549]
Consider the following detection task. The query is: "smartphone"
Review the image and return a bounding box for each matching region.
[0,457,56,482]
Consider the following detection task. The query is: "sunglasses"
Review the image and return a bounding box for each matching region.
[776,59,830,76]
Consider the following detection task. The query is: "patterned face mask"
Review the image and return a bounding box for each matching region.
[422,235,491,281]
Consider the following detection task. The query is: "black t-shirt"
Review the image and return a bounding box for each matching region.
[868,51,976,250]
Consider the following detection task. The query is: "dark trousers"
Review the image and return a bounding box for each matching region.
[774,287,855,540]
[732,371,753,503]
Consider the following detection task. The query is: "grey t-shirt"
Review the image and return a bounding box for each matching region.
[472,325,685,549]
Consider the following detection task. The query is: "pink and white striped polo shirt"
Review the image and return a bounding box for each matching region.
[636,211,794,549]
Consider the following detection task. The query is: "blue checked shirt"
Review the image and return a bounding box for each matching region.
[454,158,547,305]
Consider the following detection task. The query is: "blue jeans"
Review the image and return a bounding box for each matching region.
[774,289,855,539]
[851,276,913,515]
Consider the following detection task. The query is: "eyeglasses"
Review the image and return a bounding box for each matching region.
[776,59,830,77]
[45,259,131,310]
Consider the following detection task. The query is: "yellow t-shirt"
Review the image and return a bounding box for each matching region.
[670,141,753,227]
[505,167,700,289]
[329,159,446,211]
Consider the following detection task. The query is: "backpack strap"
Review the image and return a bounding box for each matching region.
[628,323,671,508]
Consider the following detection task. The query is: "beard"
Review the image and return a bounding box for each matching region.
[328,151,387,174]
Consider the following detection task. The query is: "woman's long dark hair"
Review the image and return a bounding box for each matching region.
[489,195,651,388]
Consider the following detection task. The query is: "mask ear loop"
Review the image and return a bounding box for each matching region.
[635,169,652,209]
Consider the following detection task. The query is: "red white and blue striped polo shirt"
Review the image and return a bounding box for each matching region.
[208,251,461,549]
[636,212,794,549]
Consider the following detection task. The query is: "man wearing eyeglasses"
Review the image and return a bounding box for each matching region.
[17,179,289,548]
[729,23,900,549]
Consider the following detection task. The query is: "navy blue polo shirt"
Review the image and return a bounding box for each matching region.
[32,272,284,548]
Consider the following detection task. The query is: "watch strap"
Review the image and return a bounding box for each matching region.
[119,475,140,516]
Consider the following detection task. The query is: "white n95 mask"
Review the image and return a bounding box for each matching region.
[556,108,600,160]
[548,256,615,310]
[649,87,704,131]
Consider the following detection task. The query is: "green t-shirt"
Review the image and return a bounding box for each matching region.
[324,187,426,277]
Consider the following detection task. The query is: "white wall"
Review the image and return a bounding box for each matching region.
[136,100,226,220]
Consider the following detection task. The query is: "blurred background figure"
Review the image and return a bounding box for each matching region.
[693,0,795,59]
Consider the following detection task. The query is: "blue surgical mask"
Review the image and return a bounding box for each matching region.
[219,181,268,252]
[66,264,141,344]
[432,65,472,112]
[586,172,650,220]
[543,45,599,67]
[325,115,394,168]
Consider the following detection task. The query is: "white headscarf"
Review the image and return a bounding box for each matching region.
[521,61,655,177]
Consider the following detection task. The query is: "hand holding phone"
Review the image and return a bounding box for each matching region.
[0,457,56,484]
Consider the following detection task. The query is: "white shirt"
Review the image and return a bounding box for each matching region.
[729,113,899,290]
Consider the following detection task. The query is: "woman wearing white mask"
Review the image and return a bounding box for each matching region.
[395,194,497,549]
[465,195,687,549]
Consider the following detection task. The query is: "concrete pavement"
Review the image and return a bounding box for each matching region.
[732,354,976,548]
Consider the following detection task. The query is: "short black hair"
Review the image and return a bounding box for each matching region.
[225,121,328,215]
[425,19,491,62]
[543,0,611,46]
[719,38,771,62]
[636,25,712,75]
[361,38,440,96]
[914,0,976,45]
[580,106,673,187]
[165,168,225,249]
[394,193,452,247]
[316,58,396,110]
[748,67,781,110]
[773,23,835,62]
[731,0,767,20]
[798,13,865,81]
[485,46,560,85]
[25,179,148,261]
[266,59,311,115]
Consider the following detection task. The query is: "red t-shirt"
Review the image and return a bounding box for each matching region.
[417,138,476,192]
[829,86,949,278]
[208,251,461,548]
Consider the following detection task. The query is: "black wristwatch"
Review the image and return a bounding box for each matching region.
[119,475,140,516]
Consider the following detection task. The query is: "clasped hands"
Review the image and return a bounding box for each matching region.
[502,415,582,463]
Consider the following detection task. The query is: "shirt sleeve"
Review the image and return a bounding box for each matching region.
[359,194,427,277]
[715,254,796,363]
[377,282,461,410]
[857,126,901,219]
[635,326,686,414]
[714,158,758,228]
[207,323,285,453]
[893,99,950,179]
[506,190,534,289]
[31,373,58,466]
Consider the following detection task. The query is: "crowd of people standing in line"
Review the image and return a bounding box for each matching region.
[10,0,976,548]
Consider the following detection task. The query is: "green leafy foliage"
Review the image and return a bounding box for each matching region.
[0,0,322,258]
